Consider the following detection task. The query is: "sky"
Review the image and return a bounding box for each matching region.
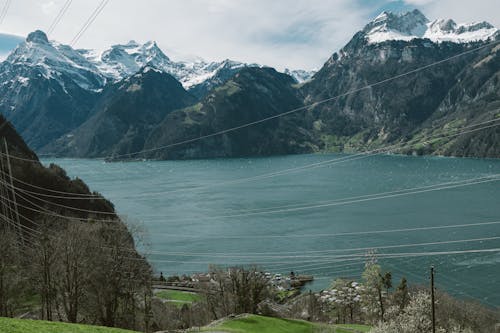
[0,0,499,70]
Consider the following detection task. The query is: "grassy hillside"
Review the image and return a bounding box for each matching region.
[0,317,140,333]
[200,314,371,333]
[155,290,202,308]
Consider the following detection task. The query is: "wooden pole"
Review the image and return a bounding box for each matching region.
[431,266,436,333]
[3,138,23,245]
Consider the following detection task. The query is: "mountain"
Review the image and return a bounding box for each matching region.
[2,10,499,160]
[81,40,262,99]
[0,30,104,149]
[141,67,313,159]
[284,68,316,83]
[405,43,500,157]
[139,9,499,160]
[43,67,196,157]
[364,9,498,44]
[0,31,302,149]
[300,9,500,157]
[0,113,119,233]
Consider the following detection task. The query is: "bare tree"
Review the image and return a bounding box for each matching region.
[0,228,25,317]
[203,266,269,318]
[30,219,58,321]
[84,221,152,329]
[52,222,94,323]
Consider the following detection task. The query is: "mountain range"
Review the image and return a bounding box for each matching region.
[1,9,499,159]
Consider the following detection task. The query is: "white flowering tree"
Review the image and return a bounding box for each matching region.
[317,278,362,323]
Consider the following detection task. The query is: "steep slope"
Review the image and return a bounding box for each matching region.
[0,114,118,234]
[405,43,500,157]
[0,31,104,149]
[142,67,312,160]
[300,9,500,156]
[44,67,196,158]
[0,31,314,153]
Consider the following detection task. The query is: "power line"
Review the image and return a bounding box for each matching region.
[120,117,500,198]
[1,169,498,219]
[0,0,12,25]
[149,220,500,240]
[3,167,499,225]
[3,190,119,223]
[70,0,110,47]
[16,116,498,202]
[148,175,500,222]
[1,121,497,219]
[142,248,500,266]
[143,173,500,222]
[0,169,105,198]
[27,39,497,160]
[23,39,500,159]
[12,190,498,267]
[7,182,117,215]
[47,0,73,36]
[141,236,500,259]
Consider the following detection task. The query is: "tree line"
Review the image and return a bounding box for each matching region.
[0,217,153,331]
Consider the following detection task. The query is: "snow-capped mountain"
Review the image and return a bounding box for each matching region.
[80,40,171,82]
[364,9,498,44]
[79,40,259,92]
[3,30,105,91]
[284,68,316,83]
[1,30,315,96]
[0,30,103,149]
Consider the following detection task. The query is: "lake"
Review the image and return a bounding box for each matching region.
[42,153,500,307]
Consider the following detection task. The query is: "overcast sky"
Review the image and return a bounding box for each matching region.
[0,0,499,70]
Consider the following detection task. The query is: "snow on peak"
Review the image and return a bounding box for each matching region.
[3,30,105,91]
[2,32,312,94]
[364,9,429,42]
[85,40,172,81]
[284,68,316,83]
[364,10,498,44]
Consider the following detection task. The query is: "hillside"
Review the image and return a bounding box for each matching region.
[0,31,102,149]
[1,10,499,160]
[199,314,371,333]
[0,317,140,333]
[0,114,151,329]
[142,67,313,160]
[43,67,196,158]
[0,113,120,231]
[301,10,500,157]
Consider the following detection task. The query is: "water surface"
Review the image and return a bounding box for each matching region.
[42,153,500,307]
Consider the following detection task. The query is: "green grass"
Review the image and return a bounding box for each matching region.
[334,324,372,332]
[203,315,317,333]
[201,315,371,333]
[155,290,202,302]
[0,317,139,333]
[155,290,202,308]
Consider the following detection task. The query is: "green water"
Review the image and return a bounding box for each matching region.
[42,153,500,307]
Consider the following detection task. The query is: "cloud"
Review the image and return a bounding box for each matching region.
[403,0,500,26]
[0,0,498,70]
[40,1,57,15]
[403,0,435,5]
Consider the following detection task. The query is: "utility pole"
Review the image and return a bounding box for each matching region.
[0,143,13,231]
[3,138,23,246]
[431,265,436,333]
